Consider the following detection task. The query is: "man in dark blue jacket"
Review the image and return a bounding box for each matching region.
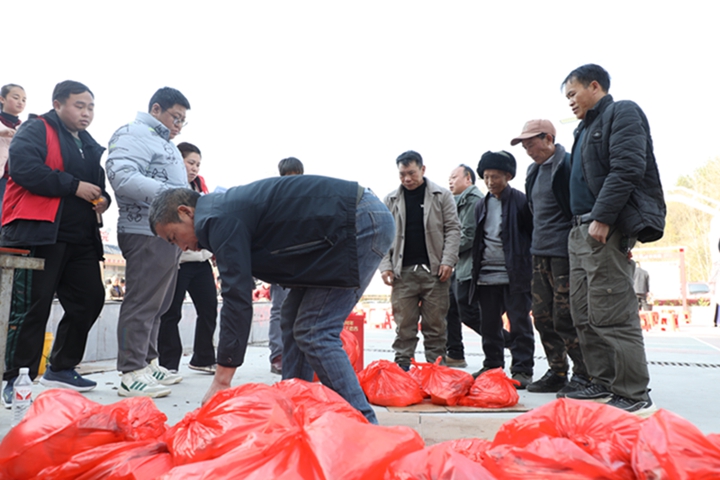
[562,64,665,417]
[1,80,110,406]
[149,176,394,423]
[470,151,535,388]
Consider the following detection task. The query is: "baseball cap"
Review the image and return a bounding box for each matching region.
[510,119,556,146]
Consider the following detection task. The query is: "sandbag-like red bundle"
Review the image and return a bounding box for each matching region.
[272,378,368,424]
[408,358,474,406]
[457,368,519,408]
[632,409,720,479]
[384,441,497,480]
[444,438,493,464]
[0,390,167,479]
[483,436,626,480]
[161,412,424,480]
[160,428,323,480]
[492,398,642,478]
[358,359,424,407]
[162,383,298,466]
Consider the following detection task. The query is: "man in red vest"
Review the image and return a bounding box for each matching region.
[0,80,110,407]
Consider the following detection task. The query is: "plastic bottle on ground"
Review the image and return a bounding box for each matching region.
[11,367,32,427]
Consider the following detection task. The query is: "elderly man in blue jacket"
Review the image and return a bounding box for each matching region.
[148,175,394,424]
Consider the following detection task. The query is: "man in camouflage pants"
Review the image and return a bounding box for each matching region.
[512,119,589,395]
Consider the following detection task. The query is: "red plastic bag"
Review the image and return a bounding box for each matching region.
[445,438,493,464]
[492,398,642,478]
[162,383,298,465]
[483,436,626,479]
[0,390,167,480]
[272,378,369,424]
[632,409,720,479]
[305,411,425,480]
[457,368,519,408]
[358,359,425,407]
[408,358,474,406]
[385,441,497,480]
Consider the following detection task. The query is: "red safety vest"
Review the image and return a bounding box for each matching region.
[1,117,64,226]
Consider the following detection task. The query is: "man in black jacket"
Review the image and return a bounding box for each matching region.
[470,151,535,388]
[1,81,110,407]
[148,176,394,423]
[513,119,588,396]
[562,64,665,417]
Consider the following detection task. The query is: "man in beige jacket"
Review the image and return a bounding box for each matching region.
[380,150,461,370]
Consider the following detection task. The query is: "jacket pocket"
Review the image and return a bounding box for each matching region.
[270,238,333,256]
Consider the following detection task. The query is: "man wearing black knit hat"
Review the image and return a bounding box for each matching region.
[470,151,535,388]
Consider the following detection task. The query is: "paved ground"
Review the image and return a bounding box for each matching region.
[2,323,720,443]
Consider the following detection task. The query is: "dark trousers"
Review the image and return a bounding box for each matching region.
[477,284,534,375]
[446,277,481,359]
[158,260,217,371]
[4,242,104,381]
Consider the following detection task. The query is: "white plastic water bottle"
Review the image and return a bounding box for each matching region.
[11,367,32,427]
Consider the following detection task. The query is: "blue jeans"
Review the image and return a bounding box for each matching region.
[280,189,394,424]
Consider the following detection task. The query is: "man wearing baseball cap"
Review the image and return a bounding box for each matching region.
[470,151,535,388]
[511,119,589,396]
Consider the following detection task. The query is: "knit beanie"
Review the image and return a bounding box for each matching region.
[476,150,516,179]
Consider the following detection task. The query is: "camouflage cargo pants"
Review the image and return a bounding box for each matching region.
[532,255,587,377]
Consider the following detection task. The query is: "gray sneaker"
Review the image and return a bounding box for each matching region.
[512,372,533,390]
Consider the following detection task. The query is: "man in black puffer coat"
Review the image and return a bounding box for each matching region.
[561,64,665,418]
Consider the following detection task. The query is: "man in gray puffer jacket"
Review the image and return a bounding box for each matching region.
[106,87,190,398]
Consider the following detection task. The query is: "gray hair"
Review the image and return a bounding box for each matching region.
[149,188,200,235]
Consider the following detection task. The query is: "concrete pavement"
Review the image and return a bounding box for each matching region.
[2,322,720,443]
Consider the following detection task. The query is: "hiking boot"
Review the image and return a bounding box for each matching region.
[118,367,171,398]
[527,370,567,393]
[607,394,658,418]
[149,358,183,385]
[2,378,16,409]
[444,356,468,368]
[40,367,96,392]
[512,372,533,390]
[563,382,612,403]
[556,374,591,398]
[188,364,216,374]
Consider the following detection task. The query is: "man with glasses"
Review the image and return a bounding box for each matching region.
[106,87,191,398]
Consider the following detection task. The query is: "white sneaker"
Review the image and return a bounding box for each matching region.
[149,358,183,385]
[118,367,171,398]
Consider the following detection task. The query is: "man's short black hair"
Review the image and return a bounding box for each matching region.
[396,150,423,167]
[149,188,200,235]
[52,80,93,104]
[278,157,304,176]
[148,87,191,112]
[177,142,201,158]
[459,164,476,184]
[562,64,611,92]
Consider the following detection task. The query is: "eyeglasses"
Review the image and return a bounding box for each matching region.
[165,110,188,127]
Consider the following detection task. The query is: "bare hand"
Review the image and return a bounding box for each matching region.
[75,181,102,203]
[201,365,235,405]
[381,270,394,286]
[92,196,109,214]
[0,129,15,139]
[438,265,453,282]
[588,220,610,244]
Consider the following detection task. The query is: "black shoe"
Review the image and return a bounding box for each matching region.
[556,374,591,398]
[398,364,410,372]
[563,382,612,403]
[2,378,16,409]
[512,372,533,390]
[444,356,468,368]
[527,370,568,393]
[471,366,497,379]
[607,394,658,418]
